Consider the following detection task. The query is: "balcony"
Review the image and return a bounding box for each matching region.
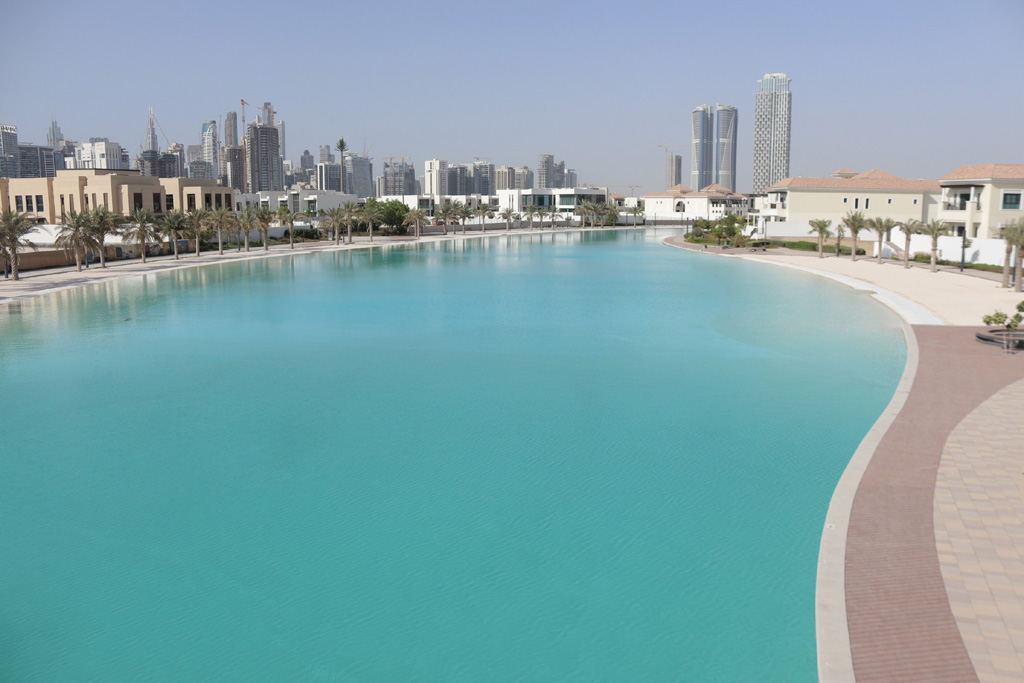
[942,201,981,211]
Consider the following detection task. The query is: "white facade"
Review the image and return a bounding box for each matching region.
[752,73,792,194]
[425,159,448,196]
[75,141,126,170]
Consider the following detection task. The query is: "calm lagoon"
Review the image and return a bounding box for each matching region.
[0,230,905,680]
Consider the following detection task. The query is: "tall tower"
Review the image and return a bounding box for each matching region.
[47,119,63,150]
[425,159,448,195]
[753,73,792,194]
[275,119,285,160]
[201,120,219,180]
[690,105,714,190]
[224,111,238,147]
[537,154,554,189]
[246,123,282,192]
[144,108,159,152]
[714,104,738,191]
[669,154,683,187]
[0,124,19,178]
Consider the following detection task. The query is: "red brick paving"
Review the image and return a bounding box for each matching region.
[845,327,1024,681]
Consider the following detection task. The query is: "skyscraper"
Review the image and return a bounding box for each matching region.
[753,73,792,194]
[300,149,314,171]
[144,108,159,153]
[276,120,286,160]
[691,105,714,190]
[201,120,219,181]
[316,162,342,192]
[425,159,448,195]
[537,154,554,189]
[495,165,516,191]
[1,124,19,178]
[715,104,738,191]
[260,101,274,125]
[46,119,63,151]
[246,122,283,192]
[447,164,471,195]
[344,154,374,198]
[669,153,683,187]
[319,145,335,164]
[224,111,238,147]
[514,167,534,190]
[222,146,245,191]
[472,162,494,195]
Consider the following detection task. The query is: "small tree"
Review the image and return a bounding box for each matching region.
[919,219,948,272]
[474,203,495,233]
[122,208,157,262]
[842,210,867,261]
[55,210,99,272]
[982,301,1024,353]
[89,206,123,268]
[0,210,38,280]
[898,218,923,269]
[499,207,515,232]
[808,219,833,258]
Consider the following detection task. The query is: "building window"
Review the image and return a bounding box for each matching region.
[36,195,44,211]
[15,196,23,211]
[187,194,196,211]
[913,199,919,205]
[843,197,848,204]
[215,194,222,209]
[865,198,870,209]
[854,198,859,209]
[166,195,174,211]
[887,198,893,205]
[84,194,89,209]
[133,193,143,210]
[204,193,212,209]
[60,195,66,215]
[1003,192,1021,210]
[103,193,109,208]
[153,193,161,211]
[25,195,33,211]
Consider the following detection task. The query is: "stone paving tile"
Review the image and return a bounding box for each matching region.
[935,377,1024,683]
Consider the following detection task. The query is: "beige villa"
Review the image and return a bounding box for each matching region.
[0,169,233,224]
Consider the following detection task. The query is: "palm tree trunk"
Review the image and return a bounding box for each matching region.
[289,224,294,250]
[818,236,823,258]
[369,221,373,243]
[877,235,884,264]
[1015,247,1023,293]
[263,229,269,251]
[99,239,107,267]
[1003,244,1013,288]
[195,234,200,257]
[931,240,939,272]
[348,223,353,244]
[244,231,250,252]
[75,249,82,272]
[904,232,911,268]
[173,236,179,260]
[852,234,858,261]
[11,252,20,280]
[140,240,147,263]
[218,229,224,255]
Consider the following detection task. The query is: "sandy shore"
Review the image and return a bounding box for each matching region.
[663,236,1022,326]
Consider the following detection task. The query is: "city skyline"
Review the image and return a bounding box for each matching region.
[2,0,1022,195]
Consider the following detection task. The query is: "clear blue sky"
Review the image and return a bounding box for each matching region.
[5,0,1023,194]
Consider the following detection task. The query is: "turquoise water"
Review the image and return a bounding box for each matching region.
[0,230,905,680]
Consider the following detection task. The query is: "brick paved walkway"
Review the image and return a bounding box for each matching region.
[935,377,1024,682]
[844,327,1024,681]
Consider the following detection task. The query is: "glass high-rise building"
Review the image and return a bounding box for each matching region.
[715,105,738,192]
[201,121,219,181]
[752,73,792,194]
[691,105,714,190]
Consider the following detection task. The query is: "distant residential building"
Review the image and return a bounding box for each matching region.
[473,162,494,195]
[715,105,738,192]
[495,165,516,191]
[300,149,314,170]
[76,140,126,170]
[139,149,161,177]
[515,166,534,190]
[425,159,448,195]
[319,145,334,164]
[201,121,219,181]
[564,169,578,188]
[344,153,374,199]
[276,120,286,160]
[1,124,19,178]
[496,186,609,215]
[753,73,792,194]
[18,144,63,178]
[224,111,238,147]
[222,145,245,191]
[691,104,714,190]
[377,160,415,196]
[537,154,554,189]
[316,162,342,192]
[447,164,471,195]
[670,153,683,187]
[246,123,283,192]
[166,143,185,178]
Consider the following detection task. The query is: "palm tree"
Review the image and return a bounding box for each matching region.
[834,224,846,257]
[436,204,452,236]
[256,207,274,250]
[335,138,348,195]
[524,204,538,230]
[473,203,495,233]
[342,201,360,244]
[0,210,38,280]
[55,210,98,272]
[278,206,297,250]
[403,208,428,239]
[324,207,345,246]
[89,206,123,268]
[573,202,587,228]
[866,216,896,264]
[1000,219,1024,292]
[550,208,561,229]
[122,208,157,263]
[455,201,472,234]
[187,208,211,257]
[604,204,619,227]
[628,205,644,227]
[897,218,923,269]
[361,203,383,243]
[159,210,189,260]
[808,218,833,258]
[237,206,259,252]
[499,207,515,232]
[918,219,948,272]
[211,207,234,255]
[842,211,867,261]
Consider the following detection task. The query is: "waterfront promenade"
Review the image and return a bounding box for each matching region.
[666,236,1024,682]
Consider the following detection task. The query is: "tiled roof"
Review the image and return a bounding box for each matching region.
[768,169,940,192]
[699,183,734,193]
[939,164,1024,181]
[831,168,857,175]
[643,183,694,198]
